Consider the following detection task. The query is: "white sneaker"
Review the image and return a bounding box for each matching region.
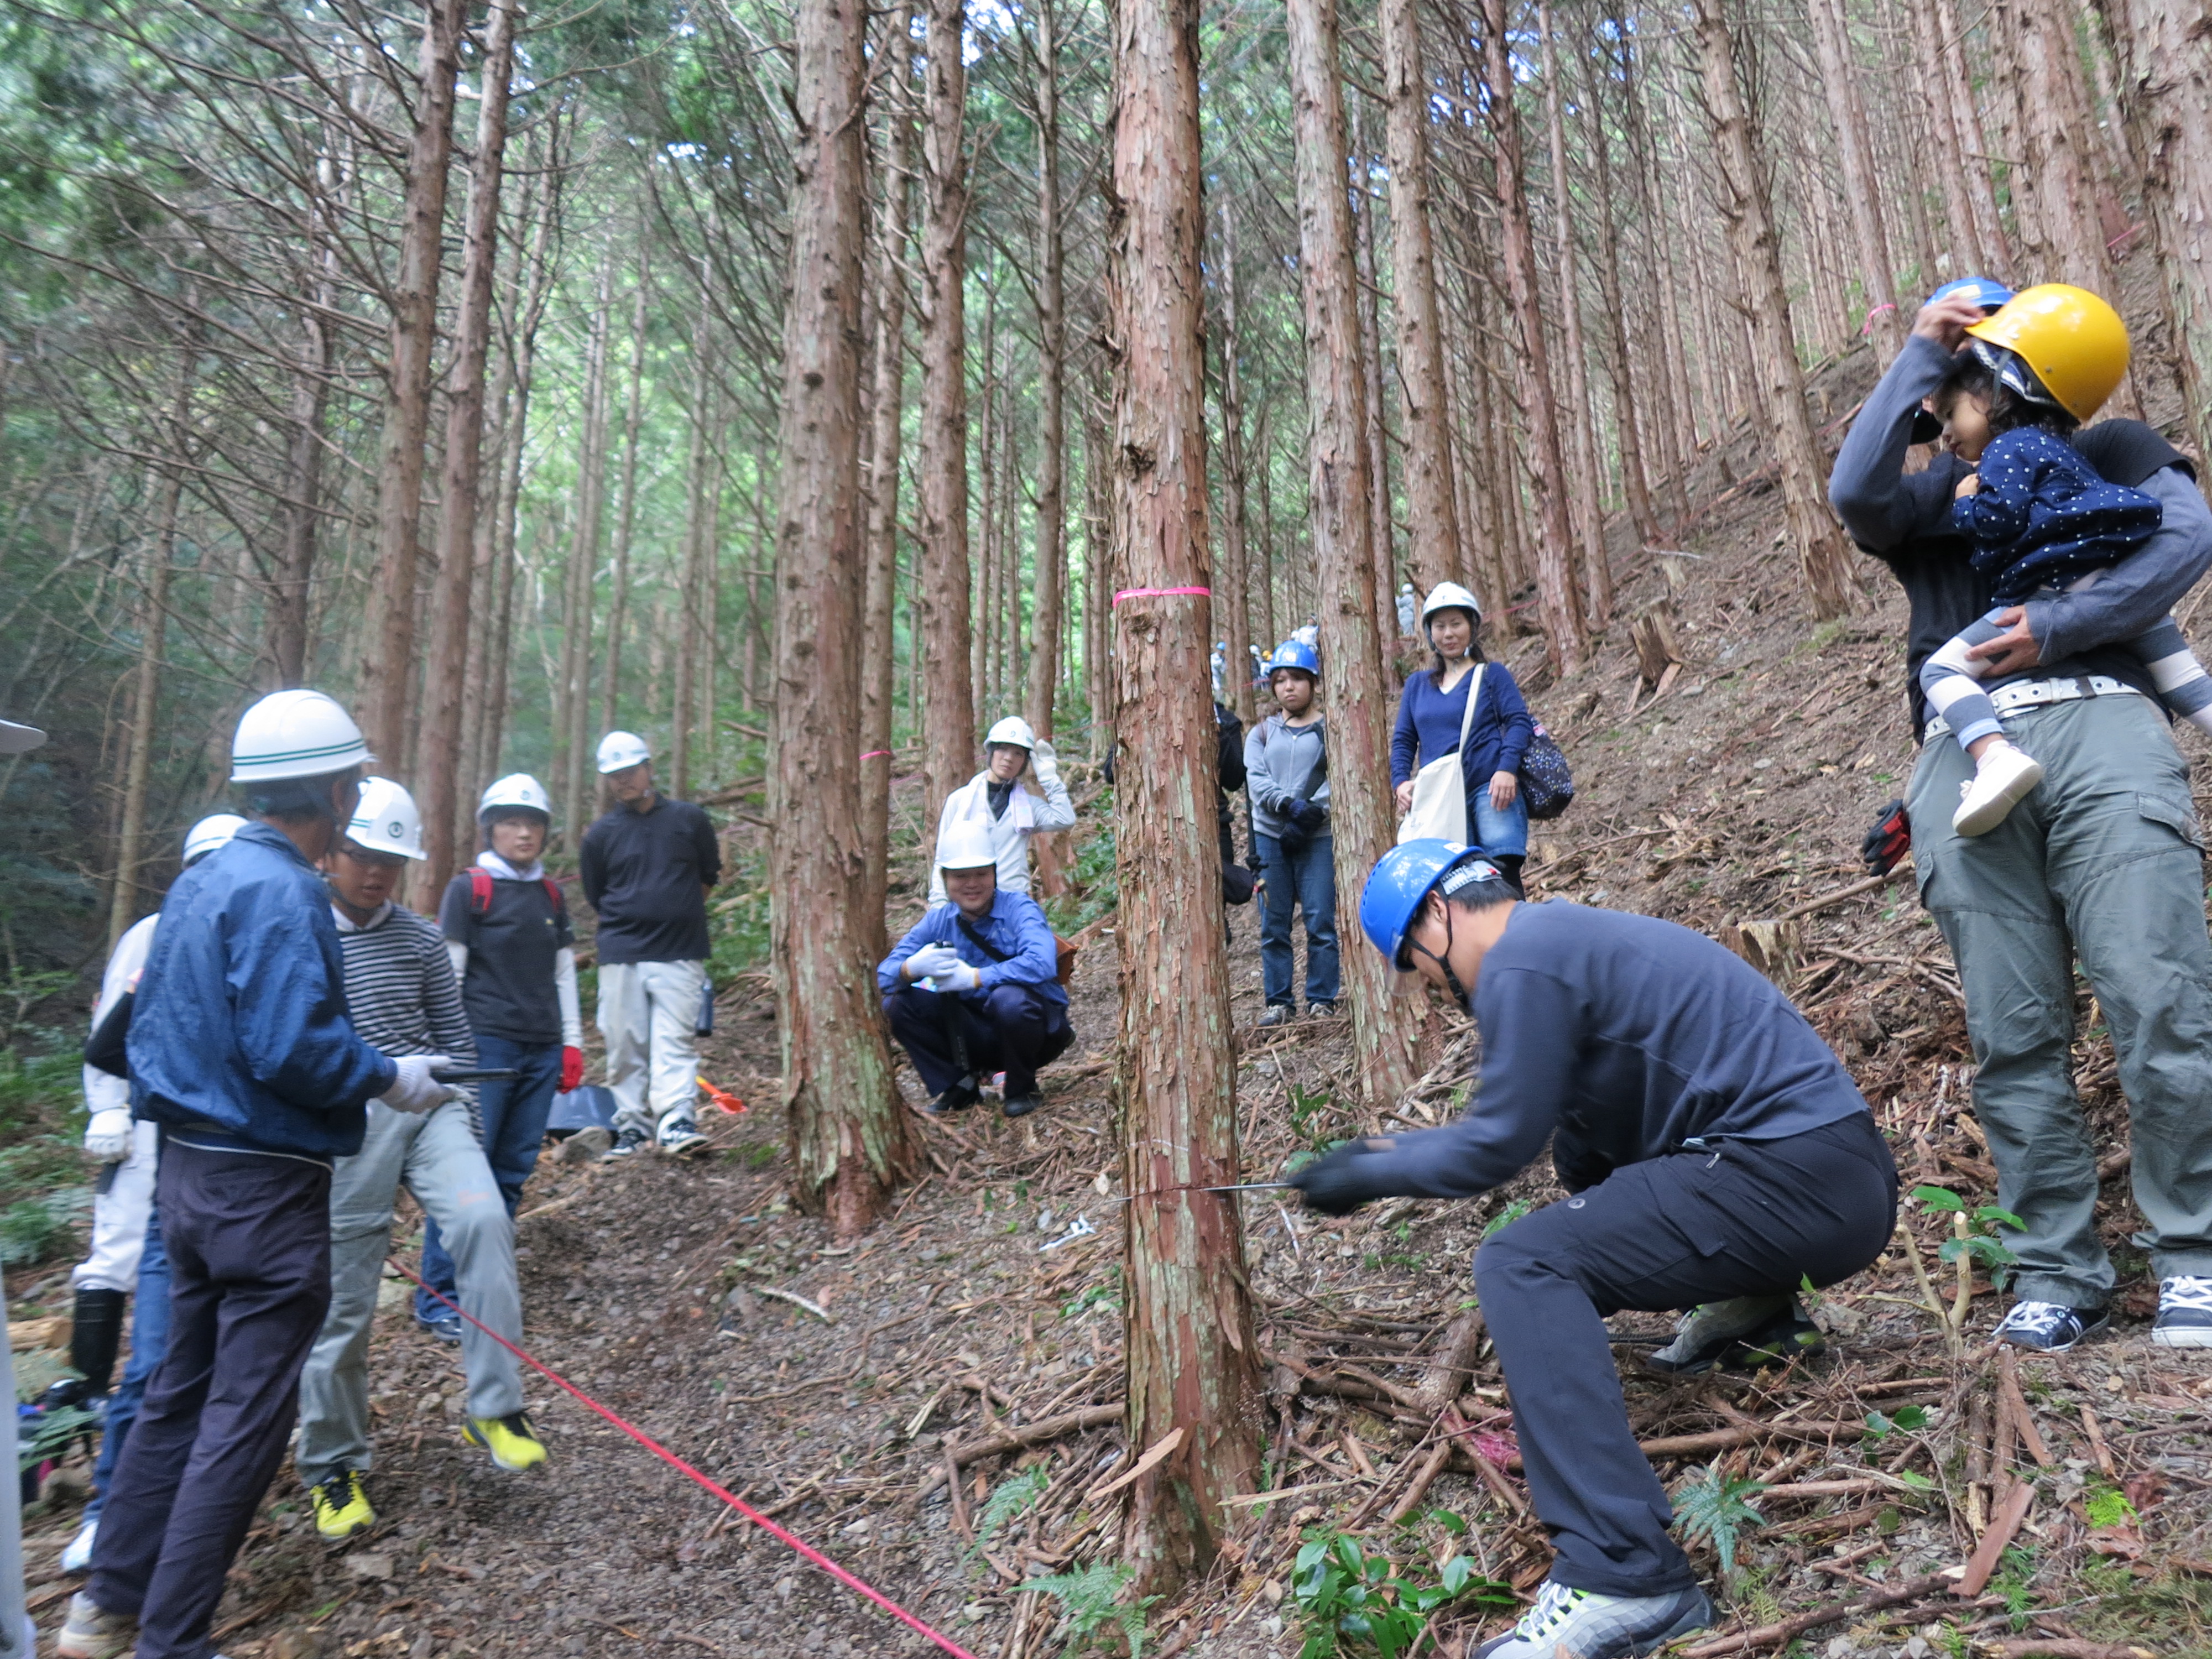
[2153,1275,2212,1347]
[1474,1579,1713,1658]
[61,1517,96,1573]
[1953,742,2043,836]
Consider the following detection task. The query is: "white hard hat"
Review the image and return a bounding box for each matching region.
[1400,582,1415,593]
[229,690,371,783]
[596,731,652,774]
[936,822,999,874]
[1420,582,1482,624]
[479,773,552,822]
[344,777,427,860]
[181,813,247,866]
[984,716,1036,752]
[0,718,46,754]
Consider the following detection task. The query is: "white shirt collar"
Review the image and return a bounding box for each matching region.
[477,849,544,881]
[331,900,393,933]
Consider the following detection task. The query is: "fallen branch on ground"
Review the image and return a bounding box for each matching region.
[1676,1573,1953,1656]
[913,1404,1124,1500]
[753,1286,834,1323]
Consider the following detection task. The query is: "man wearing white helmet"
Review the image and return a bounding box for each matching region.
[296,778,541,1544]
[417,773,582,1337]
[66,691,452,1659]
[58,813,242,1578]
[881,823,1075,1118]
[926,714,1077,905]
[580,731,722,1158]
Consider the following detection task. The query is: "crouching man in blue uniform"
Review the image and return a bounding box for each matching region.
[879,824,1073,1120]
[1288,842,1898,1659]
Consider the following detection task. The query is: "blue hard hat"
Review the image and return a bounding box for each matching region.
[1928,275,2014,313]
[1266,639,1321,677]
[1359,840,1501,966]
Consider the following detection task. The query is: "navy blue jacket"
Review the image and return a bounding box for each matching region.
[1957,426,2161,601]
[879,890,1068,1008]
[1390,664,1533,796]
[127,822,395,1160]
[1354,902,1868,1199]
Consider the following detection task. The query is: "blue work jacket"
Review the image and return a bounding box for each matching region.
[127,821,396,1160]
[878,890,1068,1006]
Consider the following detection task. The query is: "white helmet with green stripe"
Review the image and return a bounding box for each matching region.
[229,689,372,782]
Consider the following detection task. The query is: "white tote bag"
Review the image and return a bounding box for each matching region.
[1397,665,1485,846]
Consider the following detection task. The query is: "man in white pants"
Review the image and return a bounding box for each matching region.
[580,731,722,1158]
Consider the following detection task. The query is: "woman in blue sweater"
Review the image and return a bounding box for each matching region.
[1391,583,1533,891]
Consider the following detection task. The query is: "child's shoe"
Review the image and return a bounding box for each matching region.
[1954,740,2042,836]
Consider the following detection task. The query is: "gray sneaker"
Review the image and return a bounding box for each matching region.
[1475,1579,1712,1659]
[658,1121,711,1158]
[1643,1294,1817,1375]
[57,1590,137,1659]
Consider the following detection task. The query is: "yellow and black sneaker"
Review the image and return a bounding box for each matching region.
[310,1467,375,1541]
[463,1411,548,1472]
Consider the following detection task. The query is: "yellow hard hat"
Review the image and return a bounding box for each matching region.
[1963,283,2129,424]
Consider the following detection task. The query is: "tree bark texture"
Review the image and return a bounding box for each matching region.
[1026,0,1069,747]
[773,0,917,1237]
[108,456,185,947]
[1807,0,1903,363]
[1538,1,1613,627]
[2094,0,2212,453]
[559,253,614,830]
[1288,0,1424,1110]
[1476,0,1587,671]
[359,0,463,770]
[1105,0,1260,1597]
[917,0,978,823]
[1213,200,1256,721]
[671,304,714,802]
[1383,0,1464,599]
[1687,0,1859,619]
[414,0,518,910]
[603,248,652,731]
[1579,41,1661,551]
[860,3,916,961]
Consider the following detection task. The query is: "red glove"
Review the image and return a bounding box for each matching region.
[560,1046,586,1093]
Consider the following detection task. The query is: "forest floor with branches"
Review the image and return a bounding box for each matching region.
[16,364,2212,1659]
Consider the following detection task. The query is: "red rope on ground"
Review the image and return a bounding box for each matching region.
[387,1256,984,1659]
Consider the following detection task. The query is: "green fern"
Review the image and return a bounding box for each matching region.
[1672,1460,1768,1578]
[1021,1559,1156,1656]
[966,1468,1051,1572]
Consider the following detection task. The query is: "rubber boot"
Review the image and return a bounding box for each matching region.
[64,1288,127,1400]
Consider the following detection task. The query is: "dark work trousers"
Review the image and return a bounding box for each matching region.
[883,981,1074,1097]
[1474,1113,1897,1597]
[91,1137,333,1658]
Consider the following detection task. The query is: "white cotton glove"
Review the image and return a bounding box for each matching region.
[84,1109,132,1163]
[380,1054,458,1115]
[1030,738,1060,785]
[905,945,963,982]
[927,963,983,994]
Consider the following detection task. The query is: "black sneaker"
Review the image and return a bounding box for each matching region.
[1307,1000,1338,1019]
[605,1126,651,1158]
[1258,1005,1292,1028]
[928,1081,980,1114]
[1994,1298,2110,1353]
[2152,1276,2212,1348]
[1003,1092,1044,1119]
[658,1121,710,1158]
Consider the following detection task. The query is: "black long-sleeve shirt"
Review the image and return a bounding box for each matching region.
[1356,902,1869,1199]
[578,795,721,966]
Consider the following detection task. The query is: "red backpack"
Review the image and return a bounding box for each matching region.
[468,867,568,924]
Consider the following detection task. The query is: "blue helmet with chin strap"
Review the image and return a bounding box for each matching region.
[1360,840,1503,968]
[1266,639,1320,677]
[1913,278,2016,441]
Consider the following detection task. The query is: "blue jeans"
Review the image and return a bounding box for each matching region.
[1473,787,1530,857]
[87,1202,169,1523]
[416,1033,560,1326]
[1257,833,1339,1007]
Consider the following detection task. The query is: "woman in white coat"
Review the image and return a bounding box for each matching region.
[927,716,1077,905]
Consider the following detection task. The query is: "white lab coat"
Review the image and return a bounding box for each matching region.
[927,770,1077,905]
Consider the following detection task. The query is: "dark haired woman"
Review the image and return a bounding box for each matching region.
[1390,582,1533,891]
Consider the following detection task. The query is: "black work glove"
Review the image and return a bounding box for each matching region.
[1288,799,1328,834]
[1863,799,1910,877]
[1287,1139,1400,1217]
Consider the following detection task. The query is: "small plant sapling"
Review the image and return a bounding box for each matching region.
[1914,1186,2023,1343]
[1290,1528,1511,1658]
[966,1467,1050,1574]
[1671,1460,1768,1580]
[1019,1559,1157,1657]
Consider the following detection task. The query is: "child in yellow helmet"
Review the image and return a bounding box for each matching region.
[1919,285,2212,835]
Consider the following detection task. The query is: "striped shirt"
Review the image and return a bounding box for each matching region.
[332,902,477,1099]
